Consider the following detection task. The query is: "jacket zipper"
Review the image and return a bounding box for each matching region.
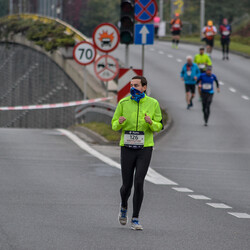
[136,101,139,131]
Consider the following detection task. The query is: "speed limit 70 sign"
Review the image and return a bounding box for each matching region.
[73,41,96,66]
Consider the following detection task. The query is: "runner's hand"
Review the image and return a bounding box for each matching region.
[119,116,126,124]
[144,113,152,125]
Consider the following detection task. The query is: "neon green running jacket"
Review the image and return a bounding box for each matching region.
[112,95,163,147]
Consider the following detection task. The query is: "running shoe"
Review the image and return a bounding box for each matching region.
[118,206,128,225]
[131,218,143,230]
[190,99,193,107]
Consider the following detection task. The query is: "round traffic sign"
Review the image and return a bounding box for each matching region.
[94,55,119,81]
[73,41,96,66]
[135,0,158,23]
[92,23,120,53]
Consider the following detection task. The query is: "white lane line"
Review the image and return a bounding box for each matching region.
[172,187,193,192]
[177,59,182,62]
[167,54,173,58]
[158,51,164,55]
[149,48,155,51]
[206,203,232,209]
[228,212,250,219]
[188,195,211,200]
[229,87,236,93]
[241,95,249,100]
[219,81,224,86]
[57,129,178,186]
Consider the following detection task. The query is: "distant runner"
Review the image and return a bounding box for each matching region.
[202,20,217,57]
[197,66,220,126]
[181,56,200,109]
[170,13,183,48]
[194,47,212,99]
[112,76,163,231]
[219,18,232,60]
[153,13,160,38]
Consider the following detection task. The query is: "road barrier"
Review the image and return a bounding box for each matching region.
[0,97,112,111]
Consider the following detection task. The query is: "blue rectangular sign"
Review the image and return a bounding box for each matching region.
[134,24,154,45]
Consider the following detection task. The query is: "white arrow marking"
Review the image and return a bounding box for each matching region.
[139,25,150,44]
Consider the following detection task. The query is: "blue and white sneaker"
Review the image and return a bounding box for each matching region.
[131,218,143,230]
[118,206,128,225]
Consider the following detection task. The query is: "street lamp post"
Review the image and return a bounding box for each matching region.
[159,0,163,20]
[9,0,13,15]
[200,0,205,38]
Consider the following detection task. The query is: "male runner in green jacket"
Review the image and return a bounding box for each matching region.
[112,76,163,230]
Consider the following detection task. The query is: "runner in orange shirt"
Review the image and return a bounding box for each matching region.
[202,20,217,57]
[170,13,183,48]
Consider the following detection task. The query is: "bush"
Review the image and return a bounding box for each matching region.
[0,16,77,53]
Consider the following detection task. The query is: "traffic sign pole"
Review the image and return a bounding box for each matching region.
[142,45,145,73]
[83,66,87,100]
[125,44,129,67]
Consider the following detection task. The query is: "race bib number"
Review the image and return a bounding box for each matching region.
[202,83,212,90]
[124,131,144,149]
[206,32,213,36]
[199,64,205,69]
[187,71,191,76]
[222,30,230,36]
[173,24,180,28]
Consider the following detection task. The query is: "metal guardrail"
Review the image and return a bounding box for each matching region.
[75,102,116,125]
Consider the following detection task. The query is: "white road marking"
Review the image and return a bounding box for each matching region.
[57,129,178,186]
[229,87,236,93]
[149,48,155,51]
[228,212,250,219]
[188,195,211,200]
[206,203,232,209]
[158,51,164,55]
[241,95,249,100]
[177,59,182,62]
[167,54,173,58]
[219,81,224,85]
[172,187,193,192]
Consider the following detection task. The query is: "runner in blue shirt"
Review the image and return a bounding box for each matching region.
[197,66,220,126]
[180,55,200,109]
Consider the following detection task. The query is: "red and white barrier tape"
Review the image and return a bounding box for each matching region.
[0,97,113,111]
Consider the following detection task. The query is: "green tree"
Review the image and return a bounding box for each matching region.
[79,0,120,37]
[0,0,8,17]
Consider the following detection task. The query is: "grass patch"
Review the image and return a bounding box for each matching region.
[79,108,168,142]
[159,35,250,56]
[80,122,121,142]
[161,108,168,126]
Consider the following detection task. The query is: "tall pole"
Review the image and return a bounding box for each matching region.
[159,0,163,20]
[125,44,129,67]
[200,0,205,38]
[19,0,22,14]
[9,0,13,15]
[141,45,145,73]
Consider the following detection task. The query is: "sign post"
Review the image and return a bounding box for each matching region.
[73,41,97,100]
[134,0,157,72]
[94,55,119,96]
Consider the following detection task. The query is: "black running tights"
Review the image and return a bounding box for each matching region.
[201,92,213,123]
[221,38,230,55]
[120,146,153,218]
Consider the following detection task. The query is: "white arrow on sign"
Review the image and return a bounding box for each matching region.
[139,25,150,44]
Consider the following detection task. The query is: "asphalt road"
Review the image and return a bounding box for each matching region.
[0,41,250,250]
